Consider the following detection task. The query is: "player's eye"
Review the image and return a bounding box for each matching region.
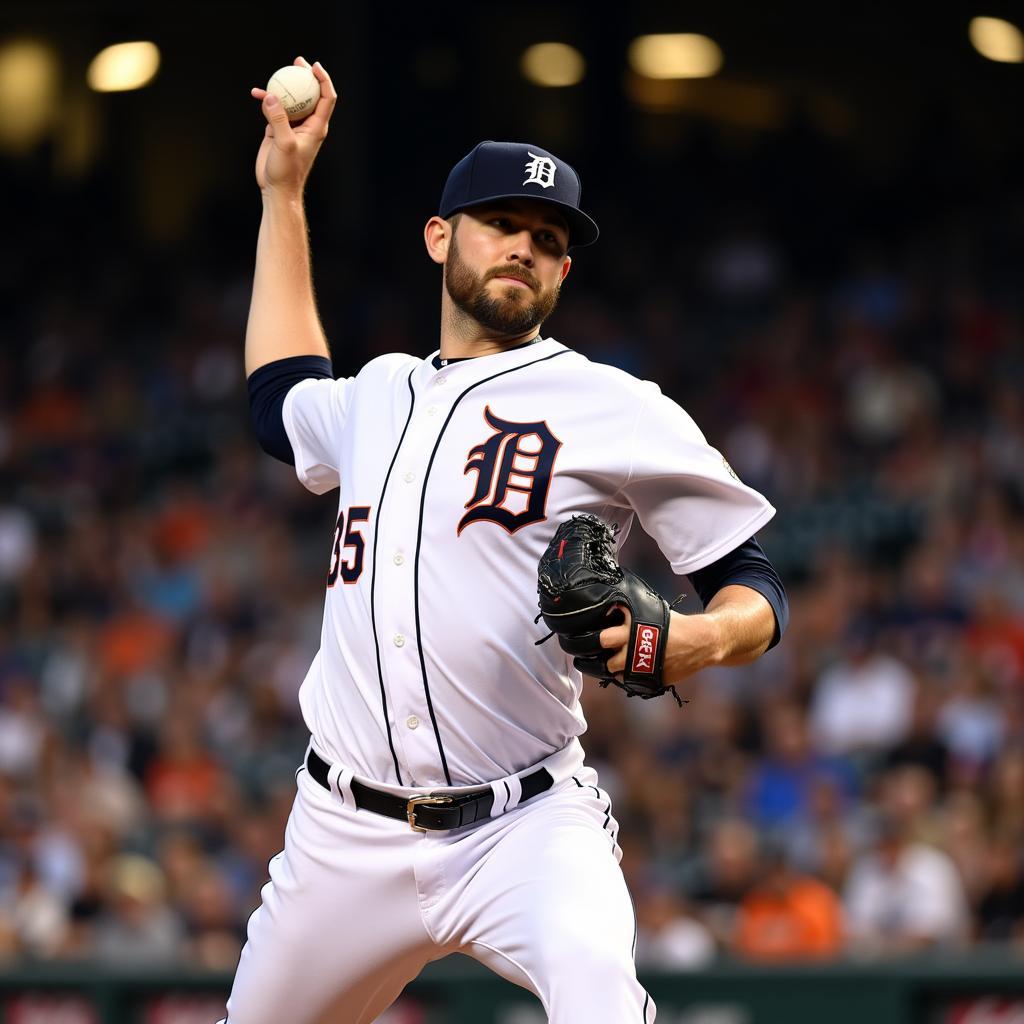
[538,231,565,253]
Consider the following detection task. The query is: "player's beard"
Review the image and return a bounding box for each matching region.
[444,236,560,337]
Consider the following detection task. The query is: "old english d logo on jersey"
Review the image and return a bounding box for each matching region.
[631,624,660,675]
[459,406,562,535]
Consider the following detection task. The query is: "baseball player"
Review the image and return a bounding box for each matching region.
[224,57,788,1023]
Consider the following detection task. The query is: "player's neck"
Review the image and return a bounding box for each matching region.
[439,295,542,361]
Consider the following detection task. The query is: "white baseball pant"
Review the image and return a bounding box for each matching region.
[216,758,655,1023]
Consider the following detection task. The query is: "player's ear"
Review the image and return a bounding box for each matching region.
[559,254,572,284]
[424,216,452,265]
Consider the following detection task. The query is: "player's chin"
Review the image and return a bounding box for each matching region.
[470,289,549,335]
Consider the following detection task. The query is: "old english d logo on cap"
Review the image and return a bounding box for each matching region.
[439,141,600,247]
[523,153,557,189]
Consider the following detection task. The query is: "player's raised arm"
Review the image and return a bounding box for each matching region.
[244,57,338,377]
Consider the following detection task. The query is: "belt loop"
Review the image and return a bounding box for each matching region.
[329,763,355,806]
[490,773,523,818]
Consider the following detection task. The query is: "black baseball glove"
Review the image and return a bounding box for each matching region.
[536,514,684,705]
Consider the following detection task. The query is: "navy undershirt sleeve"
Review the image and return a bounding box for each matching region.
[247,355,334,465]
[686,536,789,650]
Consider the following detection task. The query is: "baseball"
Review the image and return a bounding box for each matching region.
[266,65,321,121]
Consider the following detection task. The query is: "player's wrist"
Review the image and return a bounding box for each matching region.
[261,186,307,209]
[663,609,726,683]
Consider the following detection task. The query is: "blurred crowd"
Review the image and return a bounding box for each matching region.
[1,162,1023,973]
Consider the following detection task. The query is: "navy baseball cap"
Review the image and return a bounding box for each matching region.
[439,141,599,248]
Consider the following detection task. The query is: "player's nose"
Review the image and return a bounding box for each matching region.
[506,229,535,266]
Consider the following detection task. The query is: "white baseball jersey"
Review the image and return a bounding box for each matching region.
[282,336,775,789]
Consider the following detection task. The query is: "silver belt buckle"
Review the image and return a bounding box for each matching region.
[406,794,453,832]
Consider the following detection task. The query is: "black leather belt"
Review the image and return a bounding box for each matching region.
[306,749,553,832]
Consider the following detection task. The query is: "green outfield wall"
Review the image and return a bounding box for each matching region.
[1,952,1023,1023]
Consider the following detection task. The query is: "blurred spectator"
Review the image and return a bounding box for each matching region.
[733,843,843,960]
[885,543,967,681]
[97,597,176,680]
[783,775,870,888]
[844,342,939,447]
[144,708,226,827]
[689,819,761,947]
[843,815,968,954]
[743,700,856,831]
[65,843,111,958]
[885,682,949,787]
[156,831,207,912]
[939,790,992,908]
[975,832,1024,945]
[965,587,1024,685]
[93,855,184,964]
[937,664,1006,781]
[0,857,69,958]
[879,764,943,846]
[180,864,245,968]
[988,748,1024,846]
[0,679,49,778]
[0,507,37,584]
[810,622,915,758]
[633,883,716,970]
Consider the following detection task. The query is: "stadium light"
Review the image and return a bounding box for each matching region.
[628,33,723,79]
[968,16,1024,62]
[520,42,586,87]
[87,41,161,92]
[0,40,60,152]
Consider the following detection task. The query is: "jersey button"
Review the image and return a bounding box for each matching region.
[436,376,447,385]
[393,553,405,566]
[393,634,406,648]
[427,406,438,416]
[403,471,415,483]
[406,715,419,730]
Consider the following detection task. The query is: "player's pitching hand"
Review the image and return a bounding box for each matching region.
[597,605,631,679]
[250,57,337,197]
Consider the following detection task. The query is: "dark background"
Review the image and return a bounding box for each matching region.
[4,2,1024,342]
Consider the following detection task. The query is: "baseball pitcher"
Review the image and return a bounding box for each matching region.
[222,57,789,1023]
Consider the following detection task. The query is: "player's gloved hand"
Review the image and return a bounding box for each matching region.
[536,514,684,705]
[249,57,338,197]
